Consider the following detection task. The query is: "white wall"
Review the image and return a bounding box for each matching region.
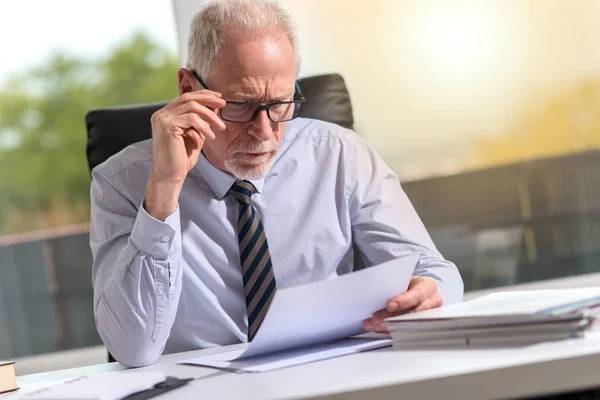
[172,0,600,180]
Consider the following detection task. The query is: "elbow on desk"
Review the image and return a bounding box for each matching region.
[109,344,163,368]
[97,325,165,367]
[99,325,164,367]
[95,303,166,367]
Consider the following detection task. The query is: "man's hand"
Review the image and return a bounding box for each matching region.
[145,91,226,221]
[363,276,443,333]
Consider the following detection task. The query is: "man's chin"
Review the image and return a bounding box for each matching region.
[225,159,274,180]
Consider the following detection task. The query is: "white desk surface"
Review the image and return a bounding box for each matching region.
[6,273,600,400]
[3,331,600,400]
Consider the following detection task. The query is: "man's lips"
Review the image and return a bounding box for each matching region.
[236,152,271,158]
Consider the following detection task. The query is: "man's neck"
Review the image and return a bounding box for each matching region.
[201,148,233,177]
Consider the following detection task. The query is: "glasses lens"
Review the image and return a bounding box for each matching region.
[221,101,305,123]
[221,103,257,122]
[269,102,303,122]
[292,101,303,119]
[268,103,294,122]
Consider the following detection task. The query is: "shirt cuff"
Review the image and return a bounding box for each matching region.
[130,201,181,259]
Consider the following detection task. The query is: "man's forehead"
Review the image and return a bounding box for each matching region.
[210,31,297,86]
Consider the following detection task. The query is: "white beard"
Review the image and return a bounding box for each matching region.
[224,155,275,180]
[224,138,279,179]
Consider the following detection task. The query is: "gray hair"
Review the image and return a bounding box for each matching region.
[186,0,301,80]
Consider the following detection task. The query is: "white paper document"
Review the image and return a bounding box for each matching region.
[184,337,393,373]
[182,254,418,370]
[22,371,166,400]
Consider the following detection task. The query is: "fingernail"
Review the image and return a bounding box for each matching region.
[388,302,399,312]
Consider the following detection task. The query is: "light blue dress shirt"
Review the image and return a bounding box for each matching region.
[90,118,463,367]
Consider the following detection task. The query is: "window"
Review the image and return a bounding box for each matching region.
[283,0,600,290]
[0,0,178,362]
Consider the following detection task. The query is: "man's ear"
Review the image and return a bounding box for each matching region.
[177,68,195,95]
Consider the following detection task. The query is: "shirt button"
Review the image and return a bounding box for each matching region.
[160,235,169,243]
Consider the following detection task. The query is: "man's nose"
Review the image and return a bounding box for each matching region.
[246,109,276,141]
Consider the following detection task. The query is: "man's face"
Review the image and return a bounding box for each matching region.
[189,30,297,180]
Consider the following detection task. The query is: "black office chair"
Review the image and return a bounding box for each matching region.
[85,73,362,363]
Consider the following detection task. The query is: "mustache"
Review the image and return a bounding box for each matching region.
[228,138,279,155]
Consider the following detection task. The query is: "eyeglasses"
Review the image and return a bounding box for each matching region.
[191,70,305,123]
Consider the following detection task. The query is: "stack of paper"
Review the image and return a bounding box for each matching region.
[385,287,600,348]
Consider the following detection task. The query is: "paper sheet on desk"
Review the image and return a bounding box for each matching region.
[182,254,418,369]
[186,337,393,373]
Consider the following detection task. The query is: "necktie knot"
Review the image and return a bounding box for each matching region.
[229,180,257,205]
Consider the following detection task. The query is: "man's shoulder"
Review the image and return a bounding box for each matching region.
[283,117,362,146]
[92,139,153,181]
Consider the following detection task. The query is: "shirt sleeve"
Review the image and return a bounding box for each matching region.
[347,137,464,305]
[90,168,183,367]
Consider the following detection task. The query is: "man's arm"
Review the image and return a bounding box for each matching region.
[348,137,464,306]
[90,168,183,367]
[90,84,226,366]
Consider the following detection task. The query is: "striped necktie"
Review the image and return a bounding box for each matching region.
[229,181,277,341]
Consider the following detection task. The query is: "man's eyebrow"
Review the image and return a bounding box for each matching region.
[229,91,294,103]
[230,92,256,102]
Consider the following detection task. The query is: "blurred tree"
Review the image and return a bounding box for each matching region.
[470,81,600,169]
[0,32,179,234]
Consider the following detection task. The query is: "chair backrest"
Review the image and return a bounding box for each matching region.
[85,73,354,171]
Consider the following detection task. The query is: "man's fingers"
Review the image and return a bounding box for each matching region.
[363,317,390,334]
[182,129,201,151]
[169,101,226,131]
[414,293,443,313]
[364,278,442,333]
[362,308,394,333]
[169,113,216,140]
[371,308,394,325]
[165,90,225,111]
[387,290,421,312]
[387,277,437,312]
[159,92,226,127]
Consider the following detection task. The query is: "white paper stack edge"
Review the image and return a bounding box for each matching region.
[385,288,600,348]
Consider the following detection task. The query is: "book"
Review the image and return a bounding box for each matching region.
[385,287,600,348]
[0,361,18,394]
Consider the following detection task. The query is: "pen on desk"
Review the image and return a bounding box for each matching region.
[120,377,194,400]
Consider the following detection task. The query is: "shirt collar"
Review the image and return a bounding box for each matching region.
[194,152,265,199]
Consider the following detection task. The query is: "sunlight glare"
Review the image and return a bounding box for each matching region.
[411,2,506,84]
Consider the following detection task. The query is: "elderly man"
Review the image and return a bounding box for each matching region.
[90,0,463,367]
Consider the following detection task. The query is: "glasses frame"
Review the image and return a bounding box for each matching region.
[191,70,306,123]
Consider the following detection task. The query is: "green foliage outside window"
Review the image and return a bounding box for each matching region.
[0,32,179,235]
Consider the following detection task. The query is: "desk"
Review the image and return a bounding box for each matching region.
[4,331,600,400]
